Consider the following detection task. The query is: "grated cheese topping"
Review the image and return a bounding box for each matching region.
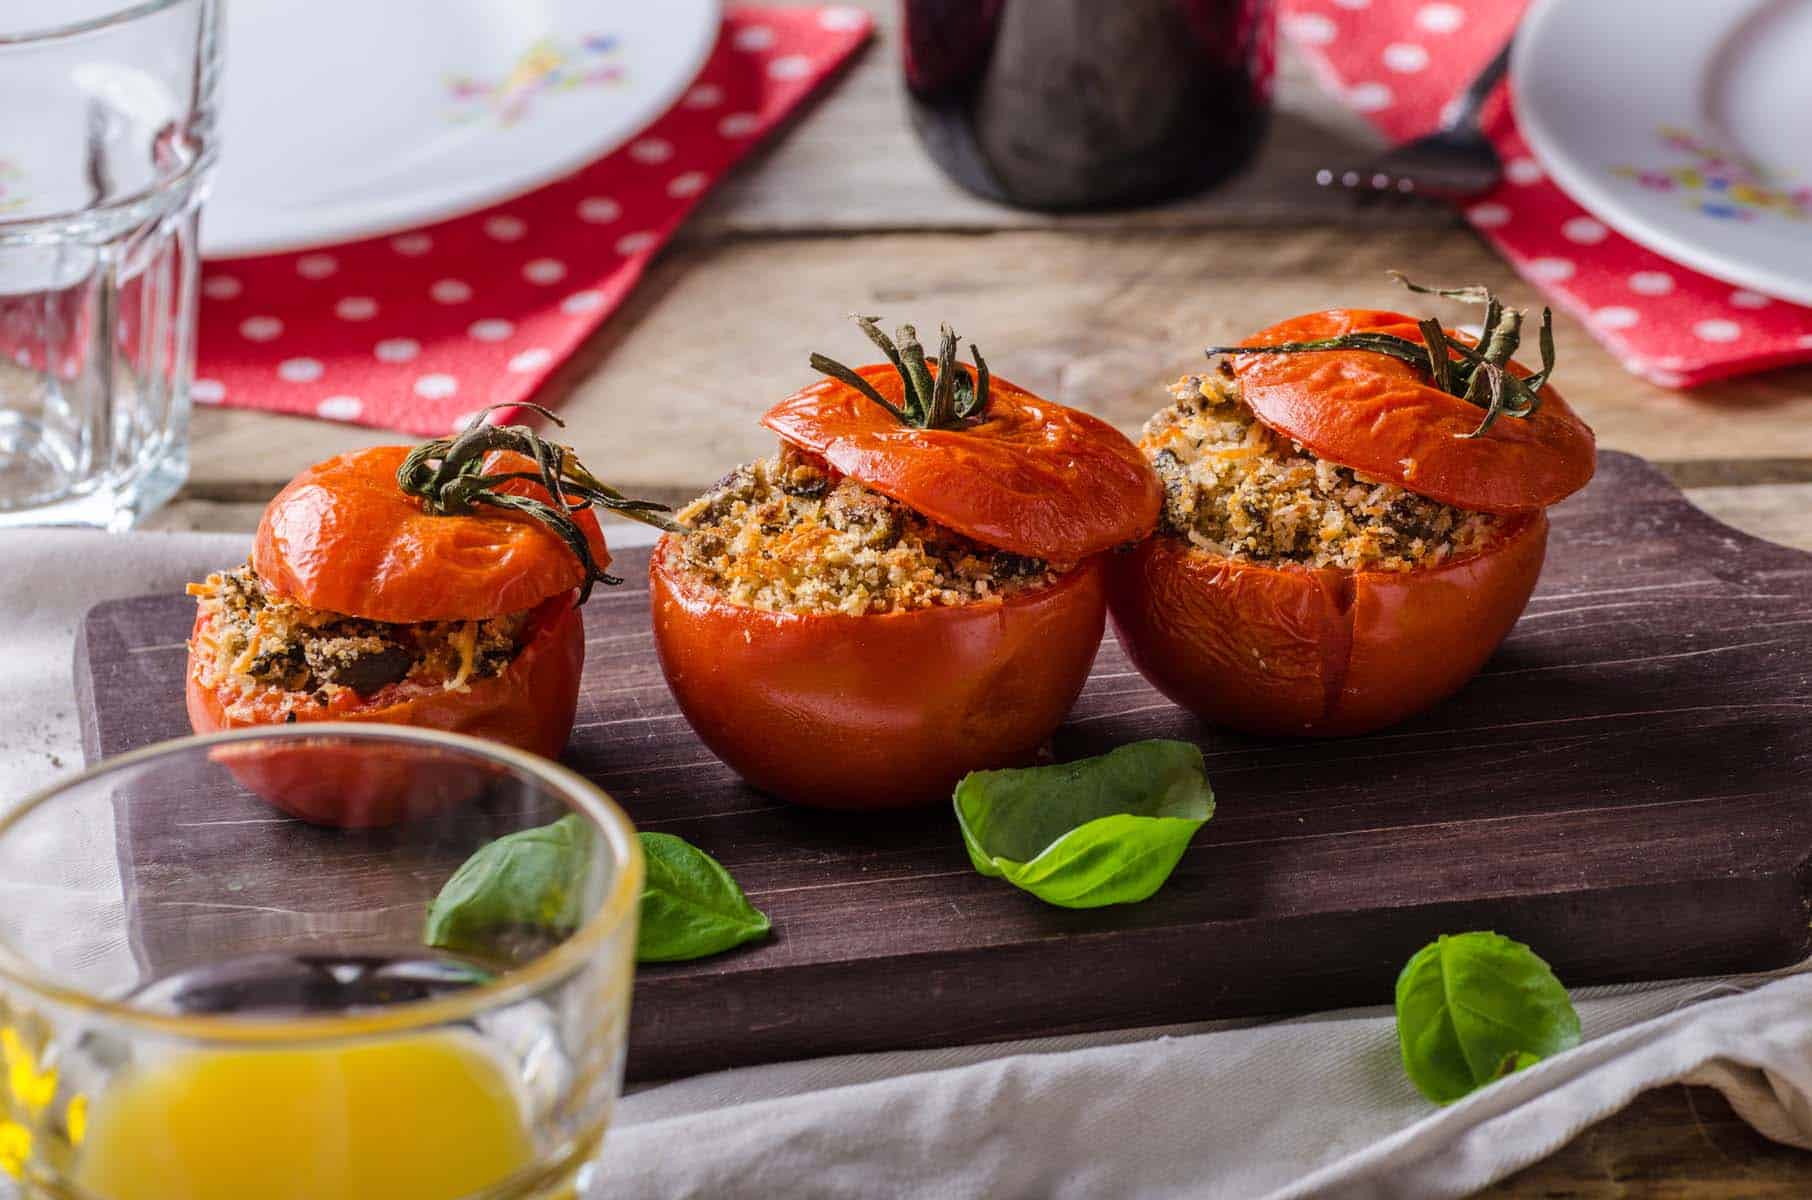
[674,444,1067,615]
[1141,370,1505,571]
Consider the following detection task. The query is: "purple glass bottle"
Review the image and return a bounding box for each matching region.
[902,0,1275,211]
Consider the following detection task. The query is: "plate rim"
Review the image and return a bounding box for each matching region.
[202,0,722,260]
[1511,0,1812,307]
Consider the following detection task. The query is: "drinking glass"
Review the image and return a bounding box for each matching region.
[0,0,221,530]
[0,725,642,1199]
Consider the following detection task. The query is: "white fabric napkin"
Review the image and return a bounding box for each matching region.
[3,528,1808,1199]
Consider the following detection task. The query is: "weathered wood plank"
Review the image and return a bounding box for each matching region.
[1485,1085,1812,1197]
[184,228,1812,497]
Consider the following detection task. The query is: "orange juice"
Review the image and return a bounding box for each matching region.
[74,1033,535,1200]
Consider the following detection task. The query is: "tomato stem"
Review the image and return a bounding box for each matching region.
[396,404,686,604]
[1204,273,1556,440]
[810,315,991,430]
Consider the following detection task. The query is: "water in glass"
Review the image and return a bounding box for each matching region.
[0,0,220,529]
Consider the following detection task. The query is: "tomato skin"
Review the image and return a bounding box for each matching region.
[762,364,1162,562]
[185,593,584,826]
[1230,310,1596,514]
[1106,513,1548,737]
[253,448,609,624]
[649,536,1107,809]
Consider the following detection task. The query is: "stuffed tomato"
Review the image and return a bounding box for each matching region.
[651,317,1163,809]
[185,408,678,825]
[1107,280,1597,737]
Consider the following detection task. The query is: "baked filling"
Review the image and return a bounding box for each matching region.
[188,564,531,711]
[1141,370,1504,571]
[675,444,1065,615]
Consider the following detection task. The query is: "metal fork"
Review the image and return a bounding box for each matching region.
[1316,43,1511,200]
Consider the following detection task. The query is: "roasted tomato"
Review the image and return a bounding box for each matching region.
[185,410,678,825]
[1107,284,1596,737]
[652,318,1162,809]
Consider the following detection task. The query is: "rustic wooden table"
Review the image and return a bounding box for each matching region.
[159,2,1812,1191]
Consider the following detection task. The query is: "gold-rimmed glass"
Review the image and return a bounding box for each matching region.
[0,725,642,1199]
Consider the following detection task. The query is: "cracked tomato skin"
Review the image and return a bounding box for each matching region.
[761,363,1162,561]
[1230,310,1596,514]
[252,446,610,624]
[186,591,584,826]
[649,536,1107,809]
[1106,513,1548,737]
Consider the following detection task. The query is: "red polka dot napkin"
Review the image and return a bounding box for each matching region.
[193,6,872,435]
[1280,0,1812,387]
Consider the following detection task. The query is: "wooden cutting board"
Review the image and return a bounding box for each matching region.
[76,451,1812,1081]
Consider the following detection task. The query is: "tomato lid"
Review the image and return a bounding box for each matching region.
[254,447,611,623]
[1227,308,1596,513]
[763,361,1162,561]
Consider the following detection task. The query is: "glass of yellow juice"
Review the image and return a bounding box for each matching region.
[0,724,643,1199]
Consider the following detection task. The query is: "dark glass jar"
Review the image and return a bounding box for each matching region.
[901,0,1275,211]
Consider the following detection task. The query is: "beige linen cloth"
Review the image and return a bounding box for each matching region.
[2,527,1808,1199]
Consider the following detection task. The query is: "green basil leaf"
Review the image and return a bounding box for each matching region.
[1395,931,1582,1104]
[637,832,772,962]
[953,739,1214,909]
[424,814,591,956]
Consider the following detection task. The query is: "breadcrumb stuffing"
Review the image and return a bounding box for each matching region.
[675,445,1066,615]
[188,564,530,715]
[1141,370,1503,571]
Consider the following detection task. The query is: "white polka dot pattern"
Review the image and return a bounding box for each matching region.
[1527,258,1576,282]
[296,254,338,280]
[1414,4,1465,32]
[414,374,459,400]
[1275,0,1812,389]
[484,216,527,242]
[277,357,324,382]
[1382,43,1429,73]
[1561,218,1608,244]
[1504,157,1542,185]
[577,197,622,224]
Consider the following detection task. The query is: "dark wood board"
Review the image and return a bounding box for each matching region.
[75,452,1812,1081]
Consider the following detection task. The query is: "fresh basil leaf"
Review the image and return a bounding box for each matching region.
[953,739,1214,908]
[1395,931,1582,1104]
[424,814,591,956]
[637,832,772,962]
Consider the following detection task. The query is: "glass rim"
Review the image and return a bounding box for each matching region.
[0,0,196,46]
[0,724,644,1044]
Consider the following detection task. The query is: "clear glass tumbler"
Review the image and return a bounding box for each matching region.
[0,725,642,1199]
[0,0,221,530]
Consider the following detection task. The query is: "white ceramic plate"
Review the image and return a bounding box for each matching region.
[1513,0,1812,305]
[204,0,720,258]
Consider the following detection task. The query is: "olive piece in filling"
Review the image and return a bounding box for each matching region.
[187,564,531,711]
